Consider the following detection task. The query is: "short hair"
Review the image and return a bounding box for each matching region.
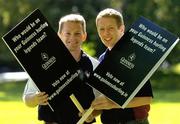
[58,14,86,33]
[96,8,124,27]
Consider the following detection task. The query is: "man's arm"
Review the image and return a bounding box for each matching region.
[22,79,49,107]
[23,92,49,107]
[91,95,152,110]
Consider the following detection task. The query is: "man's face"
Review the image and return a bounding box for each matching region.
[58,21,86,52]
[97,17,124,49]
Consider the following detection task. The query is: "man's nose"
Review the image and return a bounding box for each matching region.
[104,29,110,36]
[69,35,75,40]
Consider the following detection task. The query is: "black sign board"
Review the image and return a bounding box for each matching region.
[88,17,179,108]
[2,9,82,111]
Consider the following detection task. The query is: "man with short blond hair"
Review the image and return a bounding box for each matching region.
[23,14,99,124]
[91,8,153,124]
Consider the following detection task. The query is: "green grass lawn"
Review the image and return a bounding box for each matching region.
[0,81,180,124]
[0,101,180,124]
[149,103,180,124]
[0,101,42,124]
[0,81,42,124]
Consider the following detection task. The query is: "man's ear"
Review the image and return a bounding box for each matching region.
[119,25,125,33]
[57,32,61,39]
[82,32,87,42]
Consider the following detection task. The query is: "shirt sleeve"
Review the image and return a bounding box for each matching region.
[23,79,38,95]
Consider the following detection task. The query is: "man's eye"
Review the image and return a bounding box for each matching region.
[109,27,114,30]
[99,28,104,31]
[75,33,81,35]
[65,33,70,35]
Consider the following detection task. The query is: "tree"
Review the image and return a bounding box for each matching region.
[119,0,180,64]
[0,0,110,69]
[0,0,179,70]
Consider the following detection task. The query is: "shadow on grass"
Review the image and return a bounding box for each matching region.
[153,89,180,103]
[0,80,180,103]
[151,70,180,90]
[151,70,180,103]
[0,81,26,101]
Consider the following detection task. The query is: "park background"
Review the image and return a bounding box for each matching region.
[0,0,179,124]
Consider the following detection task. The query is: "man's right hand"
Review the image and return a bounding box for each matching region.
[23,92,49,107]
[34,92,49,105]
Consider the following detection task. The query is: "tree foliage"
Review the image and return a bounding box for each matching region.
[0,0,179,68]
[121,0,180,64]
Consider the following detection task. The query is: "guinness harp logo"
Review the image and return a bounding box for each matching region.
[41,52,49,61]
[41,52,56,70]
[120,53,136,69]
[128,53,136,61]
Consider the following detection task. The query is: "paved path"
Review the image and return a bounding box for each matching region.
[0,72,29,83]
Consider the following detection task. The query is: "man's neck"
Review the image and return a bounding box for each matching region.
[70,49,81,62]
